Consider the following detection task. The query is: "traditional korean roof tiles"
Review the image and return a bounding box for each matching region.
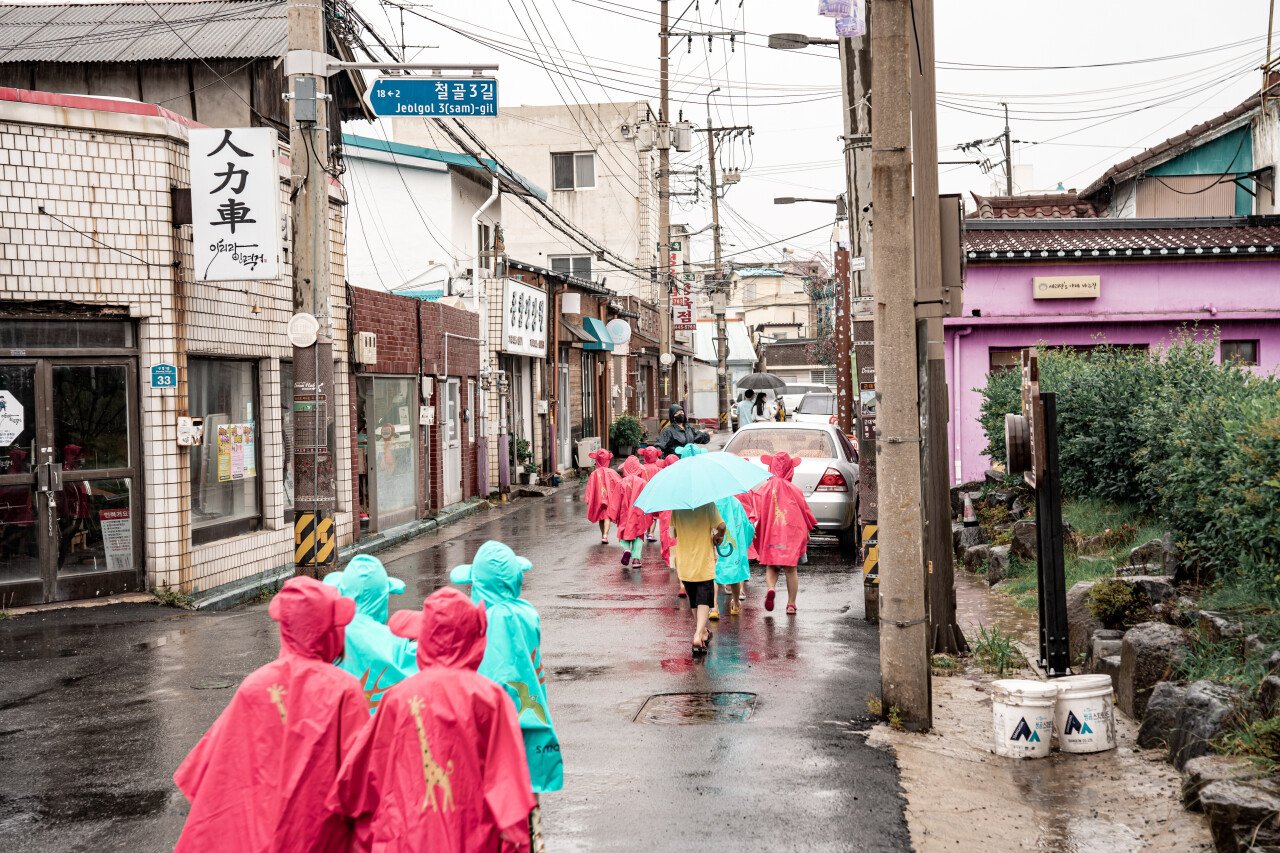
[965,216,1280,261]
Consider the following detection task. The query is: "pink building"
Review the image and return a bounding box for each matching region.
[945,217,1280,484]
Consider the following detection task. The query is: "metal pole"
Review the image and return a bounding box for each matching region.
[833,245,853,434]
[288,0,336,577]
[657,0,673,419]
[872,0,931,731]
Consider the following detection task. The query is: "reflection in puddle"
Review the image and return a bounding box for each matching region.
[633,691,758,724]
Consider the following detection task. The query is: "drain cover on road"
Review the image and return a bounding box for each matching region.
[559,593,656,601]
[634,692,758,725]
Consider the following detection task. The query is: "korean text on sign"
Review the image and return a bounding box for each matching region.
[190,127,283,282]
[367,77,498,117]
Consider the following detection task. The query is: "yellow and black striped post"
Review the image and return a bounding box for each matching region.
[862,523,879,623]
[294,511,336,577]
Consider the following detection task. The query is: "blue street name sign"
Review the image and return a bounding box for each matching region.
[150,363,177,389]
[366,77,498,117]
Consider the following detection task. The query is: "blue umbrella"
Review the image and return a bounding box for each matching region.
[634,451,770,512]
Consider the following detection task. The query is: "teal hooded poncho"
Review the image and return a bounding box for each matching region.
[323,554,418,713]
[674,446,754,584]
[451,541,564,794]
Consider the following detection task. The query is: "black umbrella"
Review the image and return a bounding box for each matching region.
[736,372,787,391]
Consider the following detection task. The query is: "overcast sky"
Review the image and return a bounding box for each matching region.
[351,0,1275,266]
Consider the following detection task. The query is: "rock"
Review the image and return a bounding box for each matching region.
[1260,675,1280,719]
[1137,681,1187,751]
[1198,610,1245,643]
[1168,681,1242,768]
[1115,562,1159,577]
[950,482,983,518]
[962,544,991,573]
[1199,778,1280,853]
[1010,494,1034,519]
[1090,629,1124,664]
[983,469,1004,485]
[954,525,987,555]
[1118,621,1189,720]
[1067,581,1101,664]
[1170,596,1198,628]
[1161,532,1182,578]
[1126,576,1177,607]
[1245,634,1266,656]
[1268,650,1280,676]
[987,545,1011,586]
[1096,655,1122,695]
[1010,519,1038,561]
[1129,538,1165,568]
[1183,755,1262,811]
[989,489,1019,510]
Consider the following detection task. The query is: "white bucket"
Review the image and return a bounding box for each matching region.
[991,679,1057,759]
[1054,674,1117,754]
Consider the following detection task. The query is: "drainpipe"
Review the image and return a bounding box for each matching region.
[951,326,973,484]
[473,176,499,497]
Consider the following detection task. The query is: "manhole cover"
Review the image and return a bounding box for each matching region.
[634,692,758,725]
[191,679,233,690]
[558,593,655,601]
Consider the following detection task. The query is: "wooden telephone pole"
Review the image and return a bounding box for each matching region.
[657,0,673,417]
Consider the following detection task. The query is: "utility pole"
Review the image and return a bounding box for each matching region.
[288,0,337,577]
[872,0,931,730]
[705,114,732,426]
[657,0,674,419]
[910,0,967,656]
[1001,101,1013,195]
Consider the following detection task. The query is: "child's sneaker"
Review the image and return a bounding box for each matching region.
[620,552,631,566]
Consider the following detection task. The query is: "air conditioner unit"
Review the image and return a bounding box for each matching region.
[575,436,601,468]
[355,331,378,365]
[636,122,656,151]
[672,121,694,153]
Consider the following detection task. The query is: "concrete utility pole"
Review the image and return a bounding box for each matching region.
[705,101,734,427]
[871,0,931,730]
[288,0,337,576]
[910,0,966,656]
[657,0,673,419]
[1001,101,1013,195]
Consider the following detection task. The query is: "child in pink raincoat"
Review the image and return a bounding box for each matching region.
[753,452,816,615]
[636,447,665,542]
[614,455,653,566]
[656,454,680,568]
[584,448,621,543]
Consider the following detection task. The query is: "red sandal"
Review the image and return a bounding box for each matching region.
[764,589,776,612]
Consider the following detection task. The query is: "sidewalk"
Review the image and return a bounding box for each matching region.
[868,574,1213,851]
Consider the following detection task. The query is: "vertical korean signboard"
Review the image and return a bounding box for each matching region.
[669,239,695,331]
[190,128,283,282]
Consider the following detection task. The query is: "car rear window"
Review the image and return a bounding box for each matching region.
[725,427,836,459]
[799,394,834,415]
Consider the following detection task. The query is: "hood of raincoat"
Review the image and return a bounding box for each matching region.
[450,540,531,607]
[638,446,662,465]
[668,404,685,423]
[663,454,678,467]
[762,451,801,482]
[390,587,488,671]
[675,444,707,459]
[588,448,613,469]
[323,554,405,624]
[622,455,644,478]
[269,576,356,663]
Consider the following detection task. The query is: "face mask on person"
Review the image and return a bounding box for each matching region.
[675,412,687,424]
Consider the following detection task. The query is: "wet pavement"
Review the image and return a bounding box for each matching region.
[0,488,909,852]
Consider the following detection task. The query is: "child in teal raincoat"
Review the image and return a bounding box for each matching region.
[676,445,755,616]
[323,554,418,713]
[451,540,564,794]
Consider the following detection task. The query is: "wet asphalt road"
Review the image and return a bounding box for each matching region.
[0,488,910,852]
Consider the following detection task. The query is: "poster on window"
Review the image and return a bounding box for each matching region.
[99,508,133,572]
[672,295,695,331]
[216,423,257,482]
[190,127,282,282]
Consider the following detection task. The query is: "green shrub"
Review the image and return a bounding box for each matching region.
[609,414,644,449]
[1086,578,1148,629]
[972,624,1018,675]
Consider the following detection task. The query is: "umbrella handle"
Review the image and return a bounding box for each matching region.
[715,542,735,558]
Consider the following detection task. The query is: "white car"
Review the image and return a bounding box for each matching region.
[779,383,834,415]
[722,421,861,554]
[791,392,836,425]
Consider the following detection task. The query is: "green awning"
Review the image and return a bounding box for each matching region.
[582,316,615,351]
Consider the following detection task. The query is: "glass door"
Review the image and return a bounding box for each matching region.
[443,379,462,505]
[0,358,142,606]
[369,377,417,531]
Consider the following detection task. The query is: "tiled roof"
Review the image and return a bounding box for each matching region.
[965,217,1280,261]
[968,191,1102,220]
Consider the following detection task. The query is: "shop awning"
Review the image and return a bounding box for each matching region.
[582,317,615,351]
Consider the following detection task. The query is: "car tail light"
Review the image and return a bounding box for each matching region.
[816,467,848,492]
[829,416,837,424]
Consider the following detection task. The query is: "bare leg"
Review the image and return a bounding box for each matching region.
[785,567,799,608]
[693,604,711,649]
[766,565,780,592]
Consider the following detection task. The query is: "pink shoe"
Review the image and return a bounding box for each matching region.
[677,588,687,598]
[620,552,631,566]
[786,603,797,615]
[601,535,609,544]
[764,589,776,612]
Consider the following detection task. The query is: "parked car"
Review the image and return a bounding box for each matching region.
[722,421,861,554]
[779,383,834,415]
[791,392,836,425]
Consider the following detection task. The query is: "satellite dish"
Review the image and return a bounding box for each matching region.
[606,319,632,344]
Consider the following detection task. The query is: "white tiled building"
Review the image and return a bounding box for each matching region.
[0,89,351,608]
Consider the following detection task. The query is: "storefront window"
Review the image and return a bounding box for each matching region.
[363,377,418,530]
[189,359,261,544]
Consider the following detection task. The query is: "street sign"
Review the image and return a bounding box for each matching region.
[149,363,177,390]
[850,256,867,272]
[0,390,22,446]
[366,77,497,117]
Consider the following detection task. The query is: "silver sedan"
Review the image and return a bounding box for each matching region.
[722,421,861,554]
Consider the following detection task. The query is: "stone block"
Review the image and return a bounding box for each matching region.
[1198,610,1245,643]
[962,544,991,574]
[1260,675,1280,719]
[1138,680,1240,769]
[1137,680,1186,751]
[1182,754,1263,811]
[1118,621,1189,720]
[987,544,1010,586]
[1129,537,1165,568]
[1009,494,1033,519]
[1125,576,1177,607]
[1066,581,1101,665]
[1010,519,1038,561]
[954,525,987,555]
[1090,629,1124,664]
[1096,655,1121,695]
[1199,778,1280,853]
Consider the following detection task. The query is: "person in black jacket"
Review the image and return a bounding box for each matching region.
[656,404,711,456]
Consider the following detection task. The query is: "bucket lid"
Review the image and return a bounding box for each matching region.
[991,678,1059,699]
[1054,674,1113,692]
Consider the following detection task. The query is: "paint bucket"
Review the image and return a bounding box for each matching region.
[1054,674,1117,754]
[991,679,1057,759]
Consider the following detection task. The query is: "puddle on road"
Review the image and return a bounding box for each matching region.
[0,786,171,827]
[956,570,1038,642]
[633,691,758,725]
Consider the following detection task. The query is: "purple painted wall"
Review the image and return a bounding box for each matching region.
[944,259,1280,484]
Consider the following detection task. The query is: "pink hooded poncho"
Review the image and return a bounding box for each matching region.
[751,452,817,567]
[173,577,368,853]
[584,448,621,524]
[330,588,536,852]
[614,456,654,541]
[638,446,664,481]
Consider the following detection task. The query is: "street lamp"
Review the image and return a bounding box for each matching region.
[774,196,848,219]
[767,32,838,49]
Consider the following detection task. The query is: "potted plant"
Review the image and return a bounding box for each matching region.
[515,438,535,484]
[609,414,644,457]
[523,461,539,486]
